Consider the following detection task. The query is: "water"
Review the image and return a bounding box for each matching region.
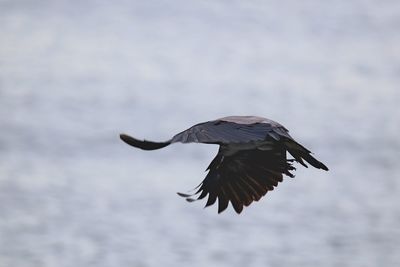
[1,1,399,266]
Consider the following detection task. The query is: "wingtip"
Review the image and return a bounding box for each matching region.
[177,192,198,203]
[233,205,243,214]
[119,133,134,144]
[119,133,171,150]
[177,192,191,198]
[317,160,329,171]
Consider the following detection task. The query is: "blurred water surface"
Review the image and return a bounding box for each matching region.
[1,0,400,266]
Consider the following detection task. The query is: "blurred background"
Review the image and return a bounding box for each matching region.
[1,0,399,266]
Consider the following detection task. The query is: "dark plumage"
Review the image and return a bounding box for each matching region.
[120,116,328,214]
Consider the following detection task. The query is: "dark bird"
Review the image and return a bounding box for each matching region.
[120,116,328,214]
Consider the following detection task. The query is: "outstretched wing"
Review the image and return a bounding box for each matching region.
[171,120,288,144]
[120,120,289,150]
[178,146,296,214]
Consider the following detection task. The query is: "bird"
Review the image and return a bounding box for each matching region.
[120,116,328,214]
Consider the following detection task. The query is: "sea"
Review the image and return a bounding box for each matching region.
[0,0,399,266]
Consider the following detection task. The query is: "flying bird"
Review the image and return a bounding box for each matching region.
[120,116,328,214]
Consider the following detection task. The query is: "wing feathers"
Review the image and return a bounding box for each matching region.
[218,189,229,213]
[205,192,217,207]
[178,148,292,213]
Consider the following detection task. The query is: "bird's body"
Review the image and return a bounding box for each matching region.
[120,116,328,214]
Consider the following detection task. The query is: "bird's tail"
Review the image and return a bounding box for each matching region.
[284,140,329,171]
[120,134,171,150]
